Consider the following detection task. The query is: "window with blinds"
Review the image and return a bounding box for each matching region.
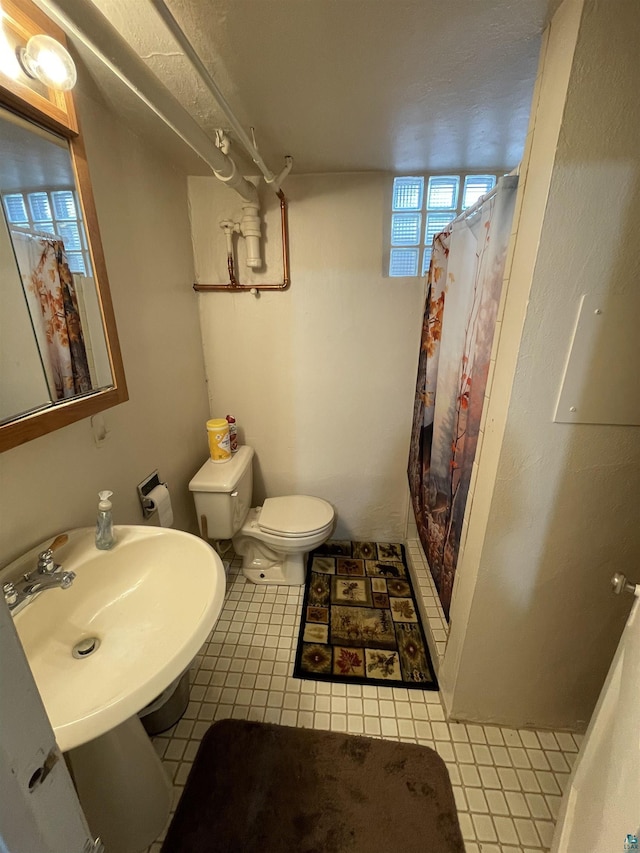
[389,173,498,277]
[2,189,92,276]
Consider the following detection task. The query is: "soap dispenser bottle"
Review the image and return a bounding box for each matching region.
[95,490,115,550]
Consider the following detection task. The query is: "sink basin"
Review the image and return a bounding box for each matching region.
[5,525,225,753]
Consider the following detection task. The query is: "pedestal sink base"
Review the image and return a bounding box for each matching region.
[67,715,172,853]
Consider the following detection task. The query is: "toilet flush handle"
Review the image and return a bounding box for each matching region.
[231,490,238,498]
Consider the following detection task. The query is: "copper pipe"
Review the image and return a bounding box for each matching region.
[227,253,238,287]
[193,191,290,292]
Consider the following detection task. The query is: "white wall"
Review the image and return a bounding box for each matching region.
[0,83,210,564]
[442,0,640,730]
[190,173,425,541]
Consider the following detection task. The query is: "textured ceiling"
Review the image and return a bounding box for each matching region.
[77,0,561,176]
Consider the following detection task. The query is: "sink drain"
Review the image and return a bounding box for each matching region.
[72,637,100,659]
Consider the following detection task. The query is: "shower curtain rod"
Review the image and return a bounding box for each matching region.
[449,166,519,227]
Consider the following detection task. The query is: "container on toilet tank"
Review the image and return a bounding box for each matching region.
[206,418,231,463]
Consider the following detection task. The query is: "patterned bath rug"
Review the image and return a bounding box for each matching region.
[293,541,438,690]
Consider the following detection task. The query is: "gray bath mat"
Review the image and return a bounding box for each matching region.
[161,720,463,852]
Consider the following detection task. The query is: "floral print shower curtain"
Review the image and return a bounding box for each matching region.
[13,232,92,400]
[408,176,518,619]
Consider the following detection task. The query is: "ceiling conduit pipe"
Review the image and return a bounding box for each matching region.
[35,0,258,204]
[148,0,282,193]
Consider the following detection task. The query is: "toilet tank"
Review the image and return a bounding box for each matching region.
[188,446,254,540]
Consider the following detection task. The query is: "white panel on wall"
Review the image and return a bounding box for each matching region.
[554,292,640,425]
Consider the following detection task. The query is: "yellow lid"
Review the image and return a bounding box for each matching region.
[207,418,229,429]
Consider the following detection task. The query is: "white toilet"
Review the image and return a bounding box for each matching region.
[188,446,335,585]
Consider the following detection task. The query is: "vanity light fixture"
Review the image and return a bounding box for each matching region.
[18,33,77,90]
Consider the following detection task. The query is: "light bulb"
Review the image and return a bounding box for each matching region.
[19,34,77,91]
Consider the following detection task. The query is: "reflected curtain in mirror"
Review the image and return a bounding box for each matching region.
[12,232,92,400]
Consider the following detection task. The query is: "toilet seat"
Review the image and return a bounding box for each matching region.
[258,496,334,538]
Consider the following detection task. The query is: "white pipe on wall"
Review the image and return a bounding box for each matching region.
[240,203,262,269]
[35,0,258,204]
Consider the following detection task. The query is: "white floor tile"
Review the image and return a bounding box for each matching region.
[546,751,570,773]
[472,813,498,842]
[478,766,501,789]
[472,744,494,765]
[331,713,348,732]
[457,812,476,841]
[314,711,330,729]
[517,769,541,793]
[436,741,456,762]
[465,788,489,813]
[491,745,512,766]
[527,748,550,771]
[497,767,522,791]
[466,724,487,744]
[414,720,432,740]
[537,731,559,751]
[452,785,467,811]
[502,729,522,747]
[514,817,541,846]
[493,815,520,845]
[460,764,482,788]
[536,819,556,847]
[484,789,509,816]
[505,790,530,817]
[397,718,415,738]
[348,715,365,734]
[380,717,398,737]
[450,722,470,742]
[364,716,381,736]
[484,726,505,746]
[431,721,451,740]
[519,730,540,749]
[454,742,475,764]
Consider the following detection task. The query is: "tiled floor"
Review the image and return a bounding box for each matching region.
[147,545,580,852]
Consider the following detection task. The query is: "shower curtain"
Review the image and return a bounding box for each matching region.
[12,232,92,401]
[408,176,518,619]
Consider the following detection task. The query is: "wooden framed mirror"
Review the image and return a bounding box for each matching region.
[0,0,127,451]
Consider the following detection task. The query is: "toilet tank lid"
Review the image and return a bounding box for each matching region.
[188,446,254,493]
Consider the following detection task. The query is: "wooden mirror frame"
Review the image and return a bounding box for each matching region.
[0,0,127,452]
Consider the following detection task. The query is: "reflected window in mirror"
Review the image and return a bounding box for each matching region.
[3,187,92,275]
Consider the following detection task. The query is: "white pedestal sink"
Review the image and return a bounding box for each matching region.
[2,526,226,853]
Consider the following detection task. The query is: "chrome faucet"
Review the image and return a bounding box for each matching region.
[3,534,75,613]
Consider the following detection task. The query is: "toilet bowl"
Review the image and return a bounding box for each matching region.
[233,497,334,585]
[189,447,335,585]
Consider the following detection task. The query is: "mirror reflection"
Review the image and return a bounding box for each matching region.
[0,105,113,425]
